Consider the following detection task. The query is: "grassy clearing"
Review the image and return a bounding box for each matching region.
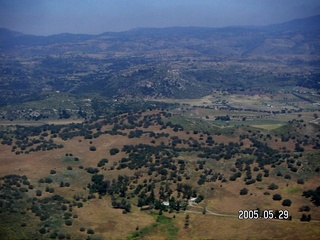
[61,155,81,164]
[50,170,84,184]
[168,115,219,133]
[127,214,178,240]
[193,112,288,131]
[10,92,78,110]
[251,124,284,130]
[245,119,284,125]
[271,123,295,136]
[285,186,301,194]
[168,115,239,137]
[151,95,215,107]
[211,118,286,130]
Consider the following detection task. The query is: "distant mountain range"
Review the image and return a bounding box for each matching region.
[0,15,319,104]
[1,14,320,54]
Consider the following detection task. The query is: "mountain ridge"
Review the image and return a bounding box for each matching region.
[1,14,319,43]
[264,14,320,32]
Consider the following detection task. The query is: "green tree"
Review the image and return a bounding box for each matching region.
[110,148,120,155]
[65,219,72,226]
[268,183,278,190]
[272,194,282,201]
[282,199,292,206]
[240,188,248,195]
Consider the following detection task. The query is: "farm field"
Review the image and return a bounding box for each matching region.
[156,92,319,133]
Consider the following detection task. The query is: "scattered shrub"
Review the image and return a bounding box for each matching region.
[268,183,278,190]
[299,205,310,212]
[65,219,72,226]
[240,188,248,195]
[272,194,282,201]
[282,199,292,206]
[110,148,120,155]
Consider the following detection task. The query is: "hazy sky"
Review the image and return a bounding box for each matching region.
[1,0,319,35]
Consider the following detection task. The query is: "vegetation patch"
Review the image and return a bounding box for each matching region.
[127,215,177,240]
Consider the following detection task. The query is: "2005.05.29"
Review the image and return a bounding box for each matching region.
[238,210,289,220]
